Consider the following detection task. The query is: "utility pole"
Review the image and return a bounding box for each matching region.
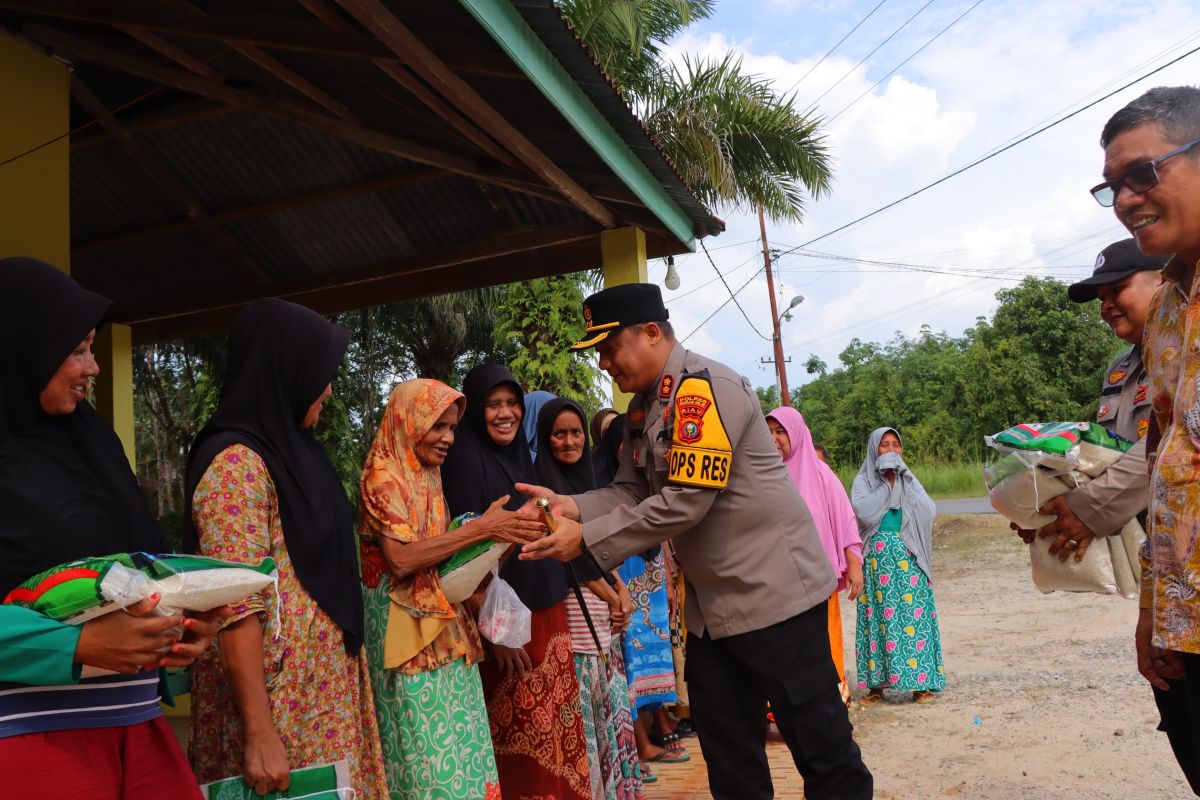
[760,355,791,403]
[758,206,792,407]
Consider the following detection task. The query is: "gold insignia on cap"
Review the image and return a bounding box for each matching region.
[583,304,593,328]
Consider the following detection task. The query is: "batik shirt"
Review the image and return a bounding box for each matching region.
[1142,255,1200,653]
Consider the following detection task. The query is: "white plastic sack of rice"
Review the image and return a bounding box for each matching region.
[1027,519,1144,599]
[984,453,1079,530]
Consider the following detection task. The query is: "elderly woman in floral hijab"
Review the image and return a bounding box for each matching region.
[358,379,543,799]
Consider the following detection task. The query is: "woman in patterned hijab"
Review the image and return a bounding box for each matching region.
[358,378,541,800]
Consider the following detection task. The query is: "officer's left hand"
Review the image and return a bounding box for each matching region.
[1035,495,1096,562]
[519,516,583,562]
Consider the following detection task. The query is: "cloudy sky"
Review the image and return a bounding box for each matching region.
[634,0,1200,391]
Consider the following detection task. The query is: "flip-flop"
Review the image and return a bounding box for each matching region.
[858,692,884,706]
[645,750,691,763]
[913,691,936,704]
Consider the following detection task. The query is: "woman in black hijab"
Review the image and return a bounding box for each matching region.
[184,298,387,798]
[592,413,626,487]
[439,365,592,800]
[536,397,642,799]
[0,258,220,800]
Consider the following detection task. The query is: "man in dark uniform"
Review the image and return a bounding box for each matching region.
[517,284,872,799]
[1020,239,1165,559]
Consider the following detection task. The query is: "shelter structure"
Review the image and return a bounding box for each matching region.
[0,0,723,458]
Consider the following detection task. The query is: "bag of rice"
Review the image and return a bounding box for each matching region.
[3,552,277,624]
[1027,519,1144,600]
[200,760,352,799]
[984,422,1140,599]
[437,513,511,604]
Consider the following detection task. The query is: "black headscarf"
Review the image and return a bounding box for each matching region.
[440,364,568,610]
[184,298,362,653]
[534,398,597,495]
[592,413,625,488]
[0,258,164,597]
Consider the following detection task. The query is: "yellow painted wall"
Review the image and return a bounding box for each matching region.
[600,228,648,411]
[0,35,136,464]
[0,34,70,268]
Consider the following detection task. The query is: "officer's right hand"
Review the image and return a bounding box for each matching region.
[520,517,584,562]
[514,483,581,522]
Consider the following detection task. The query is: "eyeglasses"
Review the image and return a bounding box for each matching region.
[1090,137,1200,207]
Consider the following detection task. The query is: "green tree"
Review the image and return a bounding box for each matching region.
[776,277,1120,470]
[494,273,603,414]
[560,1,832,222]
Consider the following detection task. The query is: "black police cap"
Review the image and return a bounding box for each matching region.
[1067,238,1169,302]
[569,283,669,351]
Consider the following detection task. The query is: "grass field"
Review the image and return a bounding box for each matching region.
[834,461,986,500]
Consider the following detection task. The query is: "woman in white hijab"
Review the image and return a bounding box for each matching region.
[850,427,945,705]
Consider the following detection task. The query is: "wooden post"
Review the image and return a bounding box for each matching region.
[93,324,136,467]
[600,227,647,411]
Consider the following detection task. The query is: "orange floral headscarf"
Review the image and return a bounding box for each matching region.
[359,379,465,621]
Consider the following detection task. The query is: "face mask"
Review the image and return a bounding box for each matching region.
[876,451,905,472]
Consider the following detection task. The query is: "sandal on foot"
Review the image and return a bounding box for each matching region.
[645,750,691,764]
[858,692,884,706]
[913,690,936,704]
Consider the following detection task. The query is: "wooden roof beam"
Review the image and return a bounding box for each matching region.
[28,25,482,176]
[0,0,392,57]
[0,0,526,76]
[161,0,363,123]
[295,0,520,170]
[27,23,618,216]
[69,74,268,280]
[73,169,450,256]
[71,100,236,150]
[117,220,603,330]
[334,0,618,229]
[116,25,220,79]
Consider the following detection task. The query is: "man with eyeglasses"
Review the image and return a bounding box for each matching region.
[1097,85,1200,794]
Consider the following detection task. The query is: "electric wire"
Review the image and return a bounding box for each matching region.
[826,0,986,124]
[700,241,771,340]
[781,0,892,96]
[804,0,938,113]
[772,40,1200,261]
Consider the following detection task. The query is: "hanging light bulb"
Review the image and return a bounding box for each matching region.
[664,256,681,290]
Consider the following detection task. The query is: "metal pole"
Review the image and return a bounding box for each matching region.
[758,206,791,406]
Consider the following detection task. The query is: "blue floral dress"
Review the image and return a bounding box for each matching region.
[855,509,946,693]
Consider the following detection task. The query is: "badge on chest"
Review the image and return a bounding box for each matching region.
[666,372,732,489]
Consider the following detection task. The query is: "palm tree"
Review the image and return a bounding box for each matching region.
[559,0,833,222]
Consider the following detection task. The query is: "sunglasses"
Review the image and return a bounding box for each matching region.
[1090,137,1200,207]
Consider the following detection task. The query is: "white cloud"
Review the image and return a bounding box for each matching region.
[647,0,1199,386]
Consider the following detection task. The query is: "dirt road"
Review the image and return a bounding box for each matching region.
[847,514,1184,799]
[647,514,1187,799]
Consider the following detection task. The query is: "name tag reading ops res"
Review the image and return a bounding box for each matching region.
[667,373,733,489]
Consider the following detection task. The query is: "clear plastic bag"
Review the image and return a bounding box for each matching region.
[477,569,531,648]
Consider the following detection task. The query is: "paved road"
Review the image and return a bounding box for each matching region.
[935,496,994,515]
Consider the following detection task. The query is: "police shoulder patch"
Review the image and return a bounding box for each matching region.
[668,373,732,489]
[1108,370,1127,385]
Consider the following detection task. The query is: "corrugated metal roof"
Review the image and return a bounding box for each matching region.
[9,0,723,340]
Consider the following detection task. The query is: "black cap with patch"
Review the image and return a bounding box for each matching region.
[569,283,669,351]
[1067,238,1169,302]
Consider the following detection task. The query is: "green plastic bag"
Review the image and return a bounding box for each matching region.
[987,421,1131,456]
[199,760,352,799]
[437,513,508,604]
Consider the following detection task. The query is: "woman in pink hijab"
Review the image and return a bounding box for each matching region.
[766,407,864,704]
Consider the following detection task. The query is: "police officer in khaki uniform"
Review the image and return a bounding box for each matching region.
[1024,239,1165,559]
[518,284,872,800]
